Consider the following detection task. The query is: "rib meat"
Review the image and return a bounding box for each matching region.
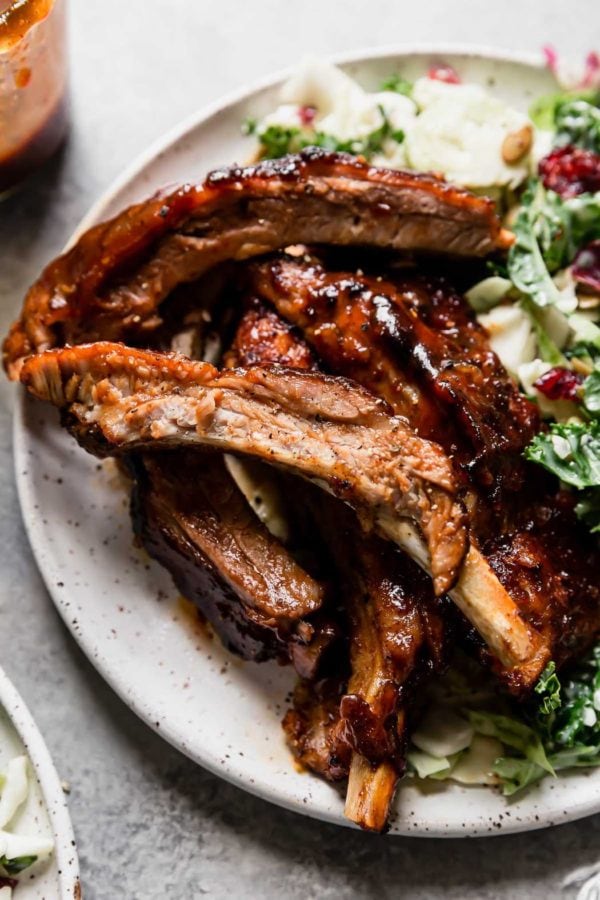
[245,252,539,500]
[130,450,324,661]
[231,301,449,830]
[20,341,548,682]
[4,149,511,378]
[481,492,600,693]
[320,503,449,832]
[243,253,600,691]
[20,341,468,595]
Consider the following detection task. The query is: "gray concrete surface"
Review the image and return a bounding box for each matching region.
[1,1,599,897]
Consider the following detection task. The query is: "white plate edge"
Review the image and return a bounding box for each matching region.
[0,664,80,897]
[14,42,598,839]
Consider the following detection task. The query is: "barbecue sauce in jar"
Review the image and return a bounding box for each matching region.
[0,0,68,194]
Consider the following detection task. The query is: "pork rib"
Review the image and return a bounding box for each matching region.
[325,506,448,832]
[20,341,547,675]
[230,302,448,830]
[245,253,539,497]
[130,450,324,660]
[244,254,600,691]
[4,149,511,377]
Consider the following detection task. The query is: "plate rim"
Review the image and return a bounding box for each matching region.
[70,42,545,241]
[16,42,598,839]
[0,664,80,898]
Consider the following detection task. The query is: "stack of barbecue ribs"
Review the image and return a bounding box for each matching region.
[5,150,599,832]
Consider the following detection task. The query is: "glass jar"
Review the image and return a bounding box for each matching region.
[0,0,68,195]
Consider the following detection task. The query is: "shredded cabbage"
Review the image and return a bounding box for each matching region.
[247,59,537,193]
[0,756,53,889]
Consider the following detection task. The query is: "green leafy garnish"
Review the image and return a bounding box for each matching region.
[485,655,600,795]
[468,711,554,774]
[529,89,600,131]
[555,99,600,153]
[492,756,547,795]
[379,73,413,97]
[525,420,600,490]
[248,105,405,161]
[535,661,562,716]
[525,377,600,528]
[583,364,600,415]
[255,125,304,159]
[508,202,564,307]
[508,181,600,308]
[241,116,257,136]
[520,298,567,366]
[0,854,37,876]
[550,648,600,747]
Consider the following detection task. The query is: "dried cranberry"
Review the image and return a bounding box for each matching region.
[427,64,460,84]
[298,105,316,126]
[539,145,600,197]
[534,367,583,401]
[573,240,600,293]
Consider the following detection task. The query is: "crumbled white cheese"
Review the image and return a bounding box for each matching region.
[279,57,417,143]
[405,77,532,189]
[552,434,573,459]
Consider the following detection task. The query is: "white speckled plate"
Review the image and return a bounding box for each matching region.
[0,666,79,897]
[14,45,600,836]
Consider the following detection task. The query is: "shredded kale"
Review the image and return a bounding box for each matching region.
[255,125,304,159]
[568,341,600,362]
[479,654,600,795]
[0,854,37,876]
[507,183,600,505]
[508,181,600,308]
[379,73,413,97]
[248,105,405,162]
[525,420,600,531]
[584,364,600,415]
[535,661,562,715]
[544,648,600,750]
[524,349,600,532]
[555,99,600,154]
[525,420,600,490]
[241,116,257,136]
[529,89,600,132]
[507,181,566,307]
